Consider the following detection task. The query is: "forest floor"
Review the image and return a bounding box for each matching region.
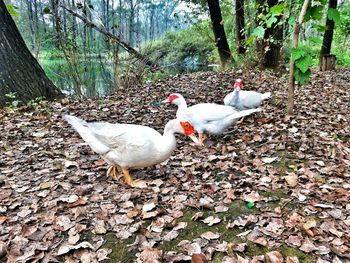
[0,69,350,263]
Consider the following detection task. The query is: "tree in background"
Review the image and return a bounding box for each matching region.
[255,0,283,69]
[320,0,338,70]
[235,0,245,54]
[0,0,63,107]
[207,0,231,67]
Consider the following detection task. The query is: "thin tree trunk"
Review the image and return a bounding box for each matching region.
[287,0,309,115]
[207,0,232,68]
[235,0,246,54]
[129,0,134,46]
[40,2,47,34]
[0,0,63,107]
[50,0,60,47]
[320,0,337,58]
[26,0,35,50]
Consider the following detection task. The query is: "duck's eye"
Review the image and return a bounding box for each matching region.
[184,123,189,128]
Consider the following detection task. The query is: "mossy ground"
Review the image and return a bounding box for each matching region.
[92,195,314,262]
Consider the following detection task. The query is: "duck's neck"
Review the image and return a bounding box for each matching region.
[159,124,178,156]
[175,98,187,118]
[232,89,240,104]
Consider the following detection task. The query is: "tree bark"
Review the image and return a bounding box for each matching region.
[320,0,337,69]
[256,0,283,69]
[235,0,246,54]
[287,0,309,115]
[207,0,231,68]
[0,0,64,107]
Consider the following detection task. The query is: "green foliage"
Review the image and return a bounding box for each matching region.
[247,2,286,45]
[5,4,19,17]
[252,26,265,39]
[26,97,51,114]
[327,8,341,24]
[291,47,313,84]
[5,92,21,111]
[147,22,214,69]
[294,68,311,85]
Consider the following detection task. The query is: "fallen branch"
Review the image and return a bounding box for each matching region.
[60,5,159,70]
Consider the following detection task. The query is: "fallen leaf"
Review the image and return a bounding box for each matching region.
[57,241,94,256]
[265,251,283,263]
[191,254,207,263]
[200,231,220,240]
[202,216,221,226]
[284,174,298,187]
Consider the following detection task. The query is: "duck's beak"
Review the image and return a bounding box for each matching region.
[161,98,170,104]
[188,134,200,144]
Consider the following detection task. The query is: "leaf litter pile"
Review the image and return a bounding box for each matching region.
[0,69,349,263]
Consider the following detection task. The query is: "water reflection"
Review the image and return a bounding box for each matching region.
[41,57,209,97]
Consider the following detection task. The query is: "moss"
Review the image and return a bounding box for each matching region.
[86,192,313,262]
[101,233,136,263]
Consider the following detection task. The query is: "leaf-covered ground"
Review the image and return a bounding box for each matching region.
[0,69,349,263]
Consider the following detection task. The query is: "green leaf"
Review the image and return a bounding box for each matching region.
[43,6,51,14]
[291,48,305,60]
[252,26,265,39]
[295,55,313,73]
[310,5,324,20]
[312,24,327,32]
[288,15,296,26]
[316,0,327,5]
[270,3,286,15]
[328,8,340,24]
[294,68,311,85]
[266,16,278,28]
[310,36,322,45]
[246,35,255,45]
[6,4,19,17]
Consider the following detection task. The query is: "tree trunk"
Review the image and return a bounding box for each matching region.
[0,0,64,107]
[128,0,135,46]
[50,0,60,47]
[287,0,309,115]
[235,0,246,54]
[320,0,337,70]
[207,0,231,68]
[26,0,35,50]
[256,0,283,69]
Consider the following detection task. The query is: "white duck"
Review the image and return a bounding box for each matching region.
[162,93,261,145]
[224,79,271,110]
[63,113,197,187]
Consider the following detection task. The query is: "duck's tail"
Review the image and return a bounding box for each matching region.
[228,108,262,121]
[261,92,271,100]
[63,113,110,154]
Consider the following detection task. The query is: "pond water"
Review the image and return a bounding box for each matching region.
[41,57,210,98]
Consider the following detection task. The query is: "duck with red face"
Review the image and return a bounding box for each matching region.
[64,113,198,187]
[162,93,261,145]
[224,79,271,110]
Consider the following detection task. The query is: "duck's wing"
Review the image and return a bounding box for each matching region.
[185,103,237,122]
[87,122,156,151]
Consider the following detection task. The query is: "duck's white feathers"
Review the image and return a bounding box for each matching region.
[63,114,177,169]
